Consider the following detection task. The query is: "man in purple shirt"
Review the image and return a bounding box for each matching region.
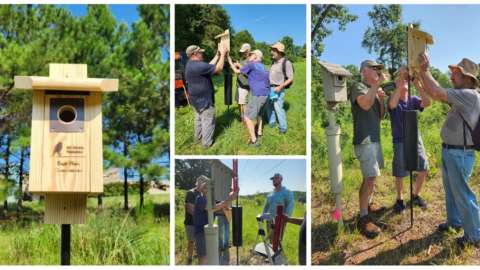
[228,49,270,146]
[388,67,431,213]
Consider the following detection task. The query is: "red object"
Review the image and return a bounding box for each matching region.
[331,208,341,222]
[232,159,239,193]
[272,205,286,252]
[175,79,184,89]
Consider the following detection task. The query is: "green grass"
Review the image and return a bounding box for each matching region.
[174,189,306,265]
[0,194,170,265]
[175,60,306,155]
[311,97,480,264]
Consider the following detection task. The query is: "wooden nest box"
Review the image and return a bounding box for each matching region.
[319,61,352,103]
[408,25,434,76]
[215,29,230,52]
[14,63,118,224]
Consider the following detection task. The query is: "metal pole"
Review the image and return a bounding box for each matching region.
[233,159,239,265]
[61,224,71,265]
[406,25,414,228]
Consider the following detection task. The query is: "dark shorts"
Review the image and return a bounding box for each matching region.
[392,138,429,178]
[194,232,206,257]
[246,95,267,120]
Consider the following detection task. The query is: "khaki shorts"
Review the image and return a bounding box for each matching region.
[185,225,195,241]
[236,86,249,105]
[354,142,384,178]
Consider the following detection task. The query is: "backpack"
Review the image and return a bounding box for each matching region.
[458,112,480,151]
[282,58,294,89]
[237,73,250,90]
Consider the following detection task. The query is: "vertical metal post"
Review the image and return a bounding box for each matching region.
[61,224,71,265]
[406,25,414,228]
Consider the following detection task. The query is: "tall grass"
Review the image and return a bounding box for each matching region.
[0,194,170,265]
[175,60,306,155]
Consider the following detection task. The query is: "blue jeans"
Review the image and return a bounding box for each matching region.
[441,147,480,241]
[267,88,287,132]
[217,215,230,250]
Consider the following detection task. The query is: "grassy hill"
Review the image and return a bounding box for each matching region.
[175,60,306,155]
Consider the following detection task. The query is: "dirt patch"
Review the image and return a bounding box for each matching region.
[312,174,480,265]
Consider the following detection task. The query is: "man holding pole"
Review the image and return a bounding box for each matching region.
[184,45,228,149]
[194,175,237,265]
[351,60,386,239]
[235,43,252,121]
[417,53,480,248]
[388,67,431,213]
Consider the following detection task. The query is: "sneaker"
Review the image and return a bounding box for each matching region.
[412,195,427,209]
[437,222,462,233]
[393,199,406,213]
[358,215,381,239]
[248,140,261,147]
[279,129,287,134]
[368,202,387,214]
[456,236,480,249]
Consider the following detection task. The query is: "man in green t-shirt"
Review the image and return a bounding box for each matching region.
[351,60,386,239]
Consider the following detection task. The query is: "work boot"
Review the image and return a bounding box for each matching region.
[438,222,462,233]
[412,195,427,209]
[393,199,406,213]
[456,236,480,249]
[368,202,387,214]
[358,215,381,239]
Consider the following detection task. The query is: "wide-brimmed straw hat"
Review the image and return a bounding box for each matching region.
[448,58,479,86]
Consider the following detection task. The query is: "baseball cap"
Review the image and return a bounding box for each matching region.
[239,43,251,53]
[186,45,205,57]
[270,173,283,180]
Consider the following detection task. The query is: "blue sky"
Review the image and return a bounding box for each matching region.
[220,159,306,196]
[61,4,139,26]
[321,5,480,72]
[223,4,306,46]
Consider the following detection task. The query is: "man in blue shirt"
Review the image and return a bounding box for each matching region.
[262,173,294,219]
[193,175,237,265]
[388,67,430,213]
[228,49,270,146]
[184,45,228,148]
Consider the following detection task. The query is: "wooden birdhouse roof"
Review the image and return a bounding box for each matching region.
[14,64,118,92]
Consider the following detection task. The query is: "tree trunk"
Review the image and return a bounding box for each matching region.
[139,172,144,208]
[123,139,129,211]
[17,147,25,215]
[97,194,103,209]
[3,134,10,217]
[4,134,10,179]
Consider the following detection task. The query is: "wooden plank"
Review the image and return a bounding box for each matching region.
[211,160,232,202]
[44,194,87,224]
[28,91,45,193]
[14,76,119,92]
[88,92,103,194]
[49,63,88,79]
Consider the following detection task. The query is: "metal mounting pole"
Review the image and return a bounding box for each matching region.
[61,224,71,265]
[406,25,414,228]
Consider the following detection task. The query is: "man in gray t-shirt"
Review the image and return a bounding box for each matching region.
[418,53,480,248]
[351,60,386,239]
[266,42,294,134]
